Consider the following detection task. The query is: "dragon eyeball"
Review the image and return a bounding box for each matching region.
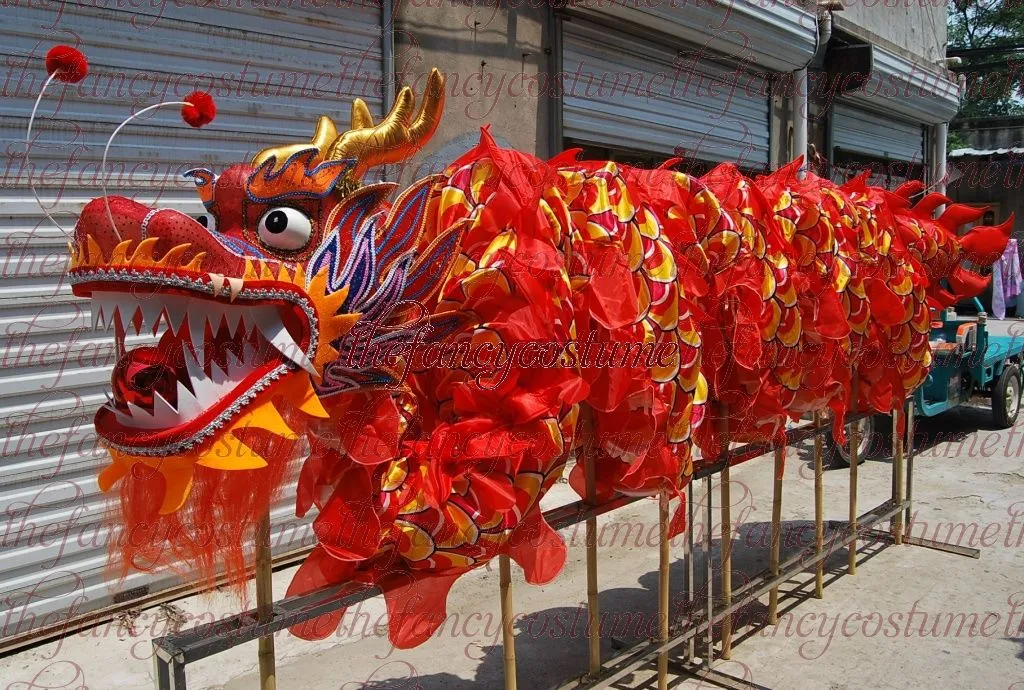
[257,207,312,251]
[194,213,217,232]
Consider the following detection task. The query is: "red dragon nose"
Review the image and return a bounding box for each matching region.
[75,196,242,274]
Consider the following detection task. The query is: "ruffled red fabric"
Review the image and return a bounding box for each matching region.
[93,128,1013,652]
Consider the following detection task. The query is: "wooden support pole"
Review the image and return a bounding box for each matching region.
[718,408,732,660]
[813,412,824,599]
[848,376,860,575]
[499,554,518,690]
[892,403,905,545]
[584,443,601,676]
[704,476,713,668]
[255,511,276,690]
[905,402,915,534]
[686,481,695,664]
[657,491,670,690]
[768,446,784,624]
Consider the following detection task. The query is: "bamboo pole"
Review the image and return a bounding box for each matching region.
[893,404,905,545]
[718,408,732,660]
[584,437,601,675]
[768,446,784,624]
[704,476,713,668]
[686,481,695,664]
[848,375,860,575]
[905,402,915,534]
[813,412,824,599]
[255,511,276,690]
[499,554,517,690]
[657,491,670,690]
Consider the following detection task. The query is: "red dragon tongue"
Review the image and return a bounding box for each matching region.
[111,343,182,413]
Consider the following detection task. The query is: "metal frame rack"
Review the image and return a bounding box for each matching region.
[152,400,977,690]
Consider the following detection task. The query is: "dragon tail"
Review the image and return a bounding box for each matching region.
[899,191,1014,309]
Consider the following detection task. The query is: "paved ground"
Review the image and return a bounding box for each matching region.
[3,405,1023,689]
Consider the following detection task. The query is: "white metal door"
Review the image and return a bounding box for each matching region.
[0,3,383,645]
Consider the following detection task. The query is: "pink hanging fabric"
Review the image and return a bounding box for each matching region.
[992,239,1022,319]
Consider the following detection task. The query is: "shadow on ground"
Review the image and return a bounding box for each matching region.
[346,519,893,690]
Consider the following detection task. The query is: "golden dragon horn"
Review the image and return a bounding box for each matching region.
[326,67,446,180]
[250,69,445,181]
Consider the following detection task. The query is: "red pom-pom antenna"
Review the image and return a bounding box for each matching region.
[181,92,216,128]
[100,92,216,240]
[27,45,91,235]
[45,45,88,84]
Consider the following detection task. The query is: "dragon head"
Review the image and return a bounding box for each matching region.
[68,71,446,515]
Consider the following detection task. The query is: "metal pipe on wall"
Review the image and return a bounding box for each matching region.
[381,0,396,181]
[793,68,808,178]
[793,9,832,178]
[932,121,948,194]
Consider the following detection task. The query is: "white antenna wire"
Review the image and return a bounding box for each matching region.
[25,72,69,235]
[101,101,189,242]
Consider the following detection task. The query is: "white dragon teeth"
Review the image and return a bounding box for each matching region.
[151,390,180,424]
[92,287,313,429]
[224,308,247,339]
[183,343,205,381]
[140,301,164,335]
[176,379,203,419]
[188,310,207,360]
[253,310,317,376]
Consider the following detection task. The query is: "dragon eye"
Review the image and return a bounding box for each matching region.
[257,207,312,251]
[194,213,216,232]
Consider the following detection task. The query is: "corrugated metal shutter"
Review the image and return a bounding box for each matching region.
[566,1,818,73]
[833,102,925,163]
[840,42,961,124]
[0,4,383,643]
[561,19,771,168]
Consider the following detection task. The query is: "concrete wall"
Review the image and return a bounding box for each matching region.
[947,121,1024,243]
[390,2,947,182]
[948,159,1024,237]
[953,117,1024,150]
[833,1,947,65]
[392,2,552,183]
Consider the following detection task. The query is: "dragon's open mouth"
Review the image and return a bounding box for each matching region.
[72,269,317,457]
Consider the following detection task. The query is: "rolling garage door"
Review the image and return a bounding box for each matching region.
[832,102,925,185]
[0,3,384,646]
[561,19,771,168]
[833,102,925,163]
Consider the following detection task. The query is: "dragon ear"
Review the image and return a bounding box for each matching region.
[183,168,217,207]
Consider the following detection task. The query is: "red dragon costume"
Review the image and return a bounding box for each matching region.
[54,57,1011,647]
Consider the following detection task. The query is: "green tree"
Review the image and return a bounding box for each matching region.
[949,0,1024,117]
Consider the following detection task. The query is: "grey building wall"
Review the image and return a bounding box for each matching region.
[393,3,552,184]
[389,3,950,180]
[948,119,1024,243]
[833,1,947,65]
[953,117,1024,150]
[948,156,1024,242]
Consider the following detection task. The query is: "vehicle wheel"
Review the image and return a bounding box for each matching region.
[992,364,1021,428]
[825,414,874,467]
